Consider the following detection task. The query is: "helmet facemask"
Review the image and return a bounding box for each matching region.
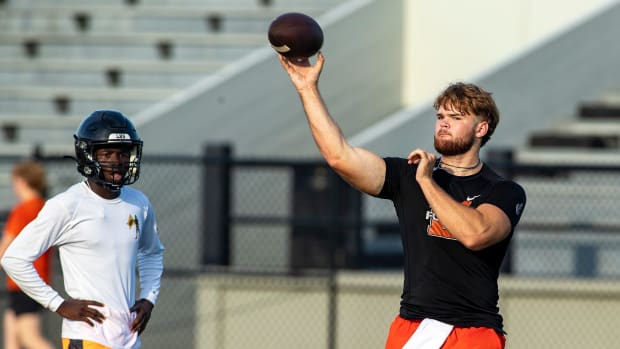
[76,139,142,193]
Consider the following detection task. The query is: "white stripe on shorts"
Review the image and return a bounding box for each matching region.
[402,318,453,349]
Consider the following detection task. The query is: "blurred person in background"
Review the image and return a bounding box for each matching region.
[278,53,526,349]
[0,159,55,349]
[1,110,164,349]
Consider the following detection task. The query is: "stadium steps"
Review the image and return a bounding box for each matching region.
[0,85,179,115]
[0,4,325,34]
[514,147,620,167]
[0,32,266,61]
[517,92,620,166]
[0,114,85,149]
[512,88,620,259]
[512,96,620,277]
[577,102,620,121]
[0,0,345,152]
[0,58,224,88]
[0,0,339,7]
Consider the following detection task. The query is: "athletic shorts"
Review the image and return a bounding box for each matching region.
[8,290,44,316]
[385,315,506,349]
[62,338,111,349]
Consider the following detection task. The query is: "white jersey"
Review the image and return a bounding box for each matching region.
[1,182,164,349]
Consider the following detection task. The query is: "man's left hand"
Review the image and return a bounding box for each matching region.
[130,299,154,335]
[407,148,437,182]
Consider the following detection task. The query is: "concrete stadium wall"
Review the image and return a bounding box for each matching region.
[402,0,619,107]
[4,272,618,348]
[195,272,620,348]
[500,277,620,349]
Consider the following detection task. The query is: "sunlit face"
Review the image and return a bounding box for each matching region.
[94,146,131,184]
[433,105,479,156]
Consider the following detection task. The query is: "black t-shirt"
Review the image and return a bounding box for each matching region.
[376,157,526,332]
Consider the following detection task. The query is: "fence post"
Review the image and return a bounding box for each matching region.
[290,164,362,349]
[290,164,362,270]
[201,143,232,266]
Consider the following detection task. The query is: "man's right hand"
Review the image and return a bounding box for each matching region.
[278,51,324,93]
[56,299,106,326]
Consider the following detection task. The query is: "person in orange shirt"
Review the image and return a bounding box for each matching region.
[0,160,54,349]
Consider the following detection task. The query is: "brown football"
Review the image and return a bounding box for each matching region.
[268,12,323,60]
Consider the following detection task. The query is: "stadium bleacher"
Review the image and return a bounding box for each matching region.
[0,0,344,155]
[515,98,620,166]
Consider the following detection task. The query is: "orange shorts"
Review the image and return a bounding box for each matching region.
[385,315,505,349]
[62,338,111,349]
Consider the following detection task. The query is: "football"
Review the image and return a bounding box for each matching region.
[268,12,323,61]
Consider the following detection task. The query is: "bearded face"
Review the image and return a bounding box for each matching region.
[434,129,476,156]
[433,105,479,156]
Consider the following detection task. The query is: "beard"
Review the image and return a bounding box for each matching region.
[434,133,475,156]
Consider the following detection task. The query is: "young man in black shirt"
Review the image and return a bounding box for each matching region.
[278,53,526,349]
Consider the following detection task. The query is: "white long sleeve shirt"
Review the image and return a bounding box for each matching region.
[1,182,164,348]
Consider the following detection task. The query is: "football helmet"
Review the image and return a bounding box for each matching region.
[73,110,143,192]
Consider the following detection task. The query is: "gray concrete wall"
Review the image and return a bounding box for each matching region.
[195,272,620,349]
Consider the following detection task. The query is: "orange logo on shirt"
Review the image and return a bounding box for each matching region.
[426,199,474,240]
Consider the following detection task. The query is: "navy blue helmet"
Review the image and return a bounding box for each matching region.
[73,110,143,191]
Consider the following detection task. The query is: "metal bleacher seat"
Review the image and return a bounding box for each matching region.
[0,0,341,155]
[515,94,620,167]
[511,91,620,277]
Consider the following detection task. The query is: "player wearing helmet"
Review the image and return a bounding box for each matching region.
[1,110,165,349]
[73,109,143,195]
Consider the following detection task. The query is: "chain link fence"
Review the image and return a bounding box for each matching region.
[1,146,619,348]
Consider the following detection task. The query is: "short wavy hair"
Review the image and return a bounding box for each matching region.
[12,160,47,196]
[433,82,500,147]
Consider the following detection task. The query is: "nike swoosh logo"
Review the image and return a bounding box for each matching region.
[466,195,481,201]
